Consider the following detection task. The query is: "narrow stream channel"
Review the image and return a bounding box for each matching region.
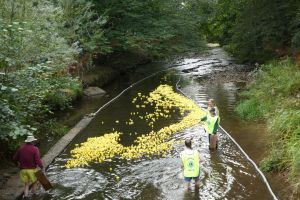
[37,47,273,200]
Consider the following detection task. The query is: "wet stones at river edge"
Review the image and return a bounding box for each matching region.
[83,87,106,97]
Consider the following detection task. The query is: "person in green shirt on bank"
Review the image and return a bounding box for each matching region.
[180,138,201,192]
[201,107,220,150]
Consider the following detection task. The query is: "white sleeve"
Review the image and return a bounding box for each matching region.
[215,107,219,116]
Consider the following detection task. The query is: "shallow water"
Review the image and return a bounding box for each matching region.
[37,48,273,200]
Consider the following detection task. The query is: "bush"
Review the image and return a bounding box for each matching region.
[39,119,69,138]
[206,0,300,63]
[292,31,300,52]
[235,98,261,120]
[260,151,285,172]
[0,65,82,143]
[45,75,82,110]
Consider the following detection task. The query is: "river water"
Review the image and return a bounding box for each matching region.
[37,47,273,200]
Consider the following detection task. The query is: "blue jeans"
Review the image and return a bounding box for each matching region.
[184,176,199,183]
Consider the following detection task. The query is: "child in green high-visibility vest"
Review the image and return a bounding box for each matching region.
[201,107,220,149]
[180,138,201,192]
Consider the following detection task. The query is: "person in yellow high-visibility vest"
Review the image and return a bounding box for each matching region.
[180,138,200,192]
[201,107,220,149]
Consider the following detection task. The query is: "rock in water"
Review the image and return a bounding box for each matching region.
[83,87,106,97]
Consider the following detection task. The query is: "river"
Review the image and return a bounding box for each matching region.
[36,47,274,200]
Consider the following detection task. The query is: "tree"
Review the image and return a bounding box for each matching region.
[206,0,300,62]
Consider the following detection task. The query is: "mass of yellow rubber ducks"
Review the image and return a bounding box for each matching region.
[66,132,123,168]
[65,84,205,168]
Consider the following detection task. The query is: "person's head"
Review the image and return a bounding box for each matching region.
[25,135,37,144]
[208,99,216,107]
[209,107,216,116]
[185,138,192,149]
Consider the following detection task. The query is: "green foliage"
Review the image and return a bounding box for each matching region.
[229,0,299,62]
[292,31,300,51]
[92,0,205,58]
[236,59,300,183]
[44,74,82,110]
[57,0,112,55]
[0,0,79,72]
[204,0,241,44]
[0,0,207,155]
[0,65,82,142]
[235,98,261,120]
[203,0,300,62]
[39,119,69,137]
[291,9,300,52]
[0,98,33,140]
[0,0,101,152]
[260,151,284,172]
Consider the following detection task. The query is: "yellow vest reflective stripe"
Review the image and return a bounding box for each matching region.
[206,115,219,134]
[181,150,200,177]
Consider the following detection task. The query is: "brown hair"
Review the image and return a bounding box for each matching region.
[185,138,192,149]
[209,98,215,105]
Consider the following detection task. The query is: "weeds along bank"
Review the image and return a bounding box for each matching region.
[0,0,205,162]
[235,59,300,193]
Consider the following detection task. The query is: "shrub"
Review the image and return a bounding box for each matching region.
[0,65,82,143]
[235,98,261,120]
[292,31,300,52]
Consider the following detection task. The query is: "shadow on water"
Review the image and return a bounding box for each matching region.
[36,48,273,200]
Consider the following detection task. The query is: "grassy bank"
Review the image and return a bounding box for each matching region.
[235,59,300,191]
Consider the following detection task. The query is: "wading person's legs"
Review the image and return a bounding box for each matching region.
[209,134,218,149]
[32,181,38,194]
[195,177,200,189]
[23,183,30,197]
[21,169,38,197]
[184,177,200,192]
[20,170,30,197]
[184,177,191,192]
[27,169,38,195]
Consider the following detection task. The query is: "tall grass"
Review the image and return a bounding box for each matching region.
[236,58,300,189]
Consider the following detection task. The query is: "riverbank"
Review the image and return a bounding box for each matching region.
[235,58,300,199]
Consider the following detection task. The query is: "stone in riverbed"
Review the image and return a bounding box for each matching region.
[83,87,106,97]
